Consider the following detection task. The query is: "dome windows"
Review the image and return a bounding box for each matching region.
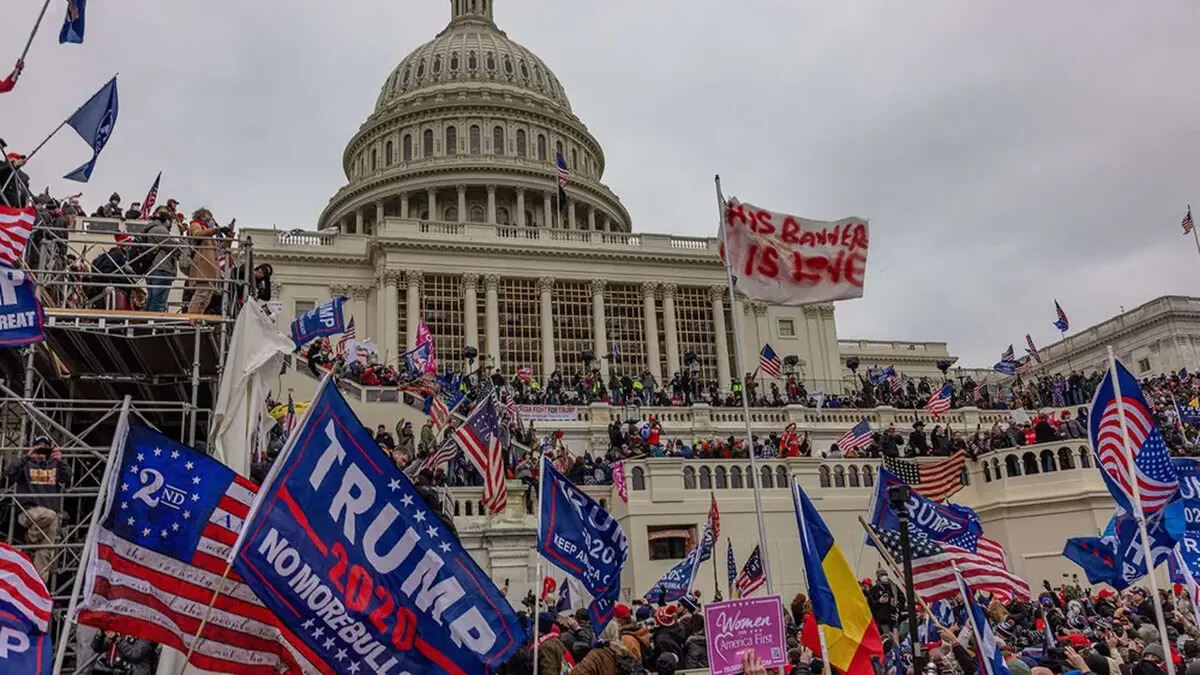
[445,206,458,221]
[370,148,377,171]
[493,126,504,155]
[468,51,478,71]
[423,129,434,157]
[416,59,426,78]
[503,57,513,75]
[497,207,510,225]
[403,134,412,161]
[536,134,547,161]
[555,140,564,160]
[385,140,393,165]
[516,129,527,157]
[469,205,485,222]
[485,52,496,71]
[445,126,457,156]
[450,53,459,71]
[570,149,577,171]
[432,55,442,74]
[520,61,529,79]
[402,66,410,84]
[469,125,481,154]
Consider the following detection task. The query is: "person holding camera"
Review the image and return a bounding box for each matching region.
[90,630,156,675]
[3,436,71,581]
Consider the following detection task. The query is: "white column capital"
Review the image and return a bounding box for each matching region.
[486,184,497,194]
[709,285,727,302]
[590,278,607,294]
[538,276,556,293]
[483,274,502,290]
[462,273,480,291]
[660,282,677,297]
[641,281,659,298]
[404,269,423,288]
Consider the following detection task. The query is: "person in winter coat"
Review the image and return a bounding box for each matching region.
[184,208,225,315]
[90,234,135,309]
[908,421,929,456]
[0,151,30,207]
[561,608,596,663]
[535,612,568,675]
[4,436,71,581]
[571,623,627,675]
[615,604,651,663]
[681,614,709,669]
[123,203,143,220]
[142,208,179,311]
[90,630,156,675]
[93,192,122,218]
[651,605,685,661]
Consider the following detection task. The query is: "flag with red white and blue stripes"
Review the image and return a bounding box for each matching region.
[759,343,782,378]
[1054,300,1069,332]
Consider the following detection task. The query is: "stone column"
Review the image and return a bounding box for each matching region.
[463,274,480,352]
[457,185,467,223]
[383,271,400,365]
[375,201,384,231]
[516,188,526,227]
[543,192,553,229]
[642,282,662,384]
[539,276,555,377]
[567,200,577,230]
[427,188,437,221]
[711,285,732,392]
[484,274,501,373]
[662,283,680,378]
[487,185,497,224]
[591,279,608,380]
[405,269,422,349]
[400,192,410,218]
[600,214,609,233]
[587,207,596,232]
[354,208,364,234]
[348,285,371,338]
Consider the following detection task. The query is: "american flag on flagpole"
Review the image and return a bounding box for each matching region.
[0,542,51,633]
[556,152,570,188]
[726,539,738,599]
[336,317,356,356]
[972,381,986,406]
[1183,206,1194,235]
[0,205,35,267]
[1024,334,1041,363]
[883,451,968,502]
[427,393,450,430]
[421,436,460,473]
[924,383,952,420]
[890,373,904,393]
[734,545,766,597]
[759,344,782,378]
[415,320,438,374]
[138,171,161,219]
[835,419,873,453]
[1053,300,1069,332]
[455,396,506,513]
[874,529,1029,604]
[282,394,296,440]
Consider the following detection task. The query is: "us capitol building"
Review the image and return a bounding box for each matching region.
[247,1,1200,607]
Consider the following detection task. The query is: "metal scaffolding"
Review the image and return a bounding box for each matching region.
[0,215,253,671]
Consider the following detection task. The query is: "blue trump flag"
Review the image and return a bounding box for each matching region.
[64,76,118,182]
[538,456,628,631]
[1171,458,1200,581]
[0,618,51,675]
[868,468,982,551]
[640,513,713,604]
[1062,500,1182,590]
[59,0,86,43]
[232,376,525,674]
[0,269,45,347]
[289,295,346,347]
[1177,398,1200,426]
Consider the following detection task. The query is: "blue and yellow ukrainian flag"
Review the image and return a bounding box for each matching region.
[792,478,883,675]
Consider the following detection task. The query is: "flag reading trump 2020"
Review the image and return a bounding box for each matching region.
[289,296,347,348]
[721,198,868,306]
[232,377,526,675]
[538,456,628,632]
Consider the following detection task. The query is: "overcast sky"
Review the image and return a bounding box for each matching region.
[3,1,1198,366]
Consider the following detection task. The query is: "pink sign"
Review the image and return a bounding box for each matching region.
[703,595,787,675]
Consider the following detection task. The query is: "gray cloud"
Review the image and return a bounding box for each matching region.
[3,0,1197,366]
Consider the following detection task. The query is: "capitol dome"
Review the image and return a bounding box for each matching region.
[319,0,631,235]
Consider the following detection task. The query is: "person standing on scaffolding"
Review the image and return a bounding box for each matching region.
[184,207,225,315]
[3,435,71,582]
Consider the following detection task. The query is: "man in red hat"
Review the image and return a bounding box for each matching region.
[1,150,29,207]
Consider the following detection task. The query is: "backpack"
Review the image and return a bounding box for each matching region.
[614,652,648,675]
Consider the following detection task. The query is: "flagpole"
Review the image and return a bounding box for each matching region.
[725,537,734,601]
[19,0,53,63]
[714,174,775,596]
[531,462,545,675]
[179,563,234,675]
[26,72,118,162]
[1106,345,1176,675]
[952,563,994,675]
[1191,214,1200,260]
[710,493,723,601]
[857,516,945,630]
[52,396,132,675]
[792,478,832,675]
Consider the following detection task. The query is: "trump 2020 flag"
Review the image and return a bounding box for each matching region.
[0,269,45,347]
[641,507,714,604]
[538,456,628,632]
[1089,359,1178,516]
[0,543,52,675]
[232,376,526,674]
[868,468,982,551]
[59,0,86,43]
[64,76,118,182]
[289,295,347,347]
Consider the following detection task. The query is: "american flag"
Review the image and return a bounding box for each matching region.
[76,424,313,673]
[874,528,1029,604]
[501,388,517,422]
[1183,206,1194,235]
[976,537,1010,569]
[421,436,460,473]
[836,419,873,453]
[456,395,506,513]
[427,393,450,430]
[0,205,35,267]
[1090,360,1178,515]
[734,545,766,597]
[924,382,952,420]
[1024,334,1041,363]
[336,317,356,356]
[726,539,738,599]
[415,320,438,374]
[759,344,782,378]
[972,382,986,406]
[1053,300,1069,332]
[138,171,161,219]
[555,152,570,188]
[1000,344,1015,362]
[890,373,904,393]
[883,451,967,502]
[0,542,51,634]
[282,394,296,440]
[1015,359,1036,376]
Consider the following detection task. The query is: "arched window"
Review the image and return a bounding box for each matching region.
[862,465,874,487]
[468,51,478,70]
[504,56,513,75]
[486,52,496,71]
[776,466,788,488]
[516,129,527,157]
[370,149,377,171]
[761,467,774,488]
[991,458,1001,480]
[416,60,425,79]
[450,53,459,71]
[465,501,473,516]
[444,206,458,222]
[683,466,697,490]
[730,467,743,489]
[1079,447,1091,469]
[469,205,485,223]
[402,66,410,84]
[445,126,457,155]
[699,467,712,490]
[497,207,510,225]
[520,61,529,79]
[525,210,536,227]
[469,125,481,154]
[493,126,505,155]
[848,465,860,487]
[983,462,993,482]
[555,140,564,160]
[403,134,412,161]
[631,467,646,491]
[537,134,547,161]
[746,467,754,489]
[423,129,434,157]
[571,148,578,170]
[1040,450,1057,473]
[385,140,393,165]
[1005,455,1021,478]
[833,465,845,487]
[715,467,728,489]
[818,466,831,488]
[1058,447,1075,470]
[1022,452,1039,475]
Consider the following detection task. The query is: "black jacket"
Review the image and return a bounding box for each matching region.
[4,455,71,511]
[91,632,156,675]
[908,430,929,455]
[0,163,29,208]
[681,633,708,669]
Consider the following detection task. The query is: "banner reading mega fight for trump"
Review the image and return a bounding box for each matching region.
[231,377,525,675]
[720,197,869,306]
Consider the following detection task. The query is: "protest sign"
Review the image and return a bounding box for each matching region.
[0,268,45,347]
[515,404,578,422]
[703,595,787,675]
[721,198,868,306]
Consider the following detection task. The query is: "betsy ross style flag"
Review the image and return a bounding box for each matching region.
[759,343,782,378]
[836,419,873,453]
[0,206,35,267]
[138,172,160,219]
[64,76,118,182]
[1054,300,1069,332]
[734,545,766,597]
[924,382,952,420]
[873,528,1029,604]
[883,451,967,502]
[456,395,507,513]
